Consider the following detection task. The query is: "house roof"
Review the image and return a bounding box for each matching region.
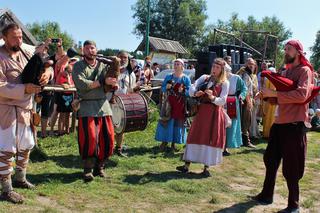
[0,8,38,45]
[136,36,189,54]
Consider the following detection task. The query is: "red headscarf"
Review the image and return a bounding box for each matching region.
[285,39,314,72]
[261,40,319,104]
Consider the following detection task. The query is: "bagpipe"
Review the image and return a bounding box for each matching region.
[67,47,121,105]
[20,48,53,86]
[19,47,54,103]
[261,70,320,104]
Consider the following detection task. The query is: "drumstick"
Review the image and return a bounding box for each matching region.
[140,86,161,92]
[42,85,77,92]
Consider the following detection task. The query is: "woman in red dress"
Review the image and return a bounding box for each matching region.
[176,58,230,177]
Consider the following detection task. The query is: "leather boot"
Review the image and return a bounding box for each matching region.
[93,160,106,177]
[0,176,24,204]
[242,134,256,148]
[115,146,127,158]
[13,168,35,189]
[83,158,94,182]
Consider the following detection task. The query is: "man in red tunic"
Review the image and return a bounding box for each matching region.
[253,40,313,213]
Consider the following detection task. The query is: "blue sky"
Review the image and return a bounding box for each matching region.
[1,0,319,57]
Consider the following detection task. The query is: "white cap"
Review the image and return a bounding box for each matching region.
[316,109,320,113]
[174,58,184,66]
[309,108,315,115]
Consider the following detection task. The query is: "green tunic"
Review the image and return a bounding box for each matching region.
[72,60,112,117]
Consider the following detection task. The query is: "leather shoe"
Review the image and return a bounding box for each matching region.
[0,191,24,204]
[223,151,231,156]
[251,194,273,205]
[176,165,189,173]
[12,180,35,189]
[246,142,256,148]
[200,170,211,177]
[277,207,299,213]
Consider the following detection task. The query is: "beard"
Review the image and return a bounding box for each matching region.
[7,45,20,52]
[84,54,96,61]
[10,46,20,52]
[284,54,295,64]
[120,61,128,67]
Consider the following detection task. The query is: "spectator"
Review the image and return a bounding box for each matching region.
[311,109,320,132]
[152,62,160,76]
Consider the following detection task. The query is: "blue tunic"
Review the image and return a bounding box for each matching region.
[155,73,191,144]
[226,74,247,148]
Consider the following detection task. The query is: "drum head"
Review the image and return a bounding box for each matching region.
[111,95,126,134]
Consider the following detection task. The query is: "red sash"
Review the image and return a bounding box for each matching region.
[226,96,237,119]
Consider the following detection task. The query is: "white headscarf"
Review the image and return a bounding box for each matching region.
[225,64,232,73]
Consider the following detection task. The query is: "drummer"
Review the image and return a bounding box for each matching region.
[72,40,116,182]
[114,50,137,157]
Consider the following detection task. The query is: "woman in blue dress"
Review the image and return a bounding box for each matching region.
[155,59,191,152]
[224,64,247,155]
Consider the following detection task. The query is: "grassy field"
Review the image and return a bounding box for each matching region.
[0,109,319,213]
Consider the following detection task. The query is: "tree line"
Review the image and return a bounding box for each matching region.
[26,0,319,69]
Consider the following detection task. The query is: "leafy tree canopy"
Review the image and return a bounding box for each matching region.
[27,21,74,55]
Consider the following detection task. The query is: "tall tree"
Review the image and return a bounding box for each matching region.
[98,48,121,57]
[310,30,320,71]
[26,21,74,55]
[132,0,207,56]
[202,13,292,67]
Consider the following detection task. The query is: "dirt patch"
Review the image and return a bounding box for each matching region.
[37,195,72,212]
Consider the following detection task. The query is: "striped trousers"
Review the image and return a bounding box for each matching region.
[77,116,114,161]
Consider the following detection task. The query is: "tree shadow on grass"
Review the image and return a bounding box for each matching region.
[126,146,160,156]
[105,158,119,169]
[28,171,83,185]
[126,145,184,159]
[236,148,266,155]
[28,158,118,185]
[32,153,118,170]
[162,150,184,159]
[213,200,260,213]
[123,171,209,185]
[48,154,82,169]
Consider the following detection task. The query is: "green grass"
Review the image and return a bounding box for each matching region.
[0,109,320,212]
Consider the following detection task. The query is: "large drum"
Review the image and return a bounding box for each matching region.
[111,93,148,134]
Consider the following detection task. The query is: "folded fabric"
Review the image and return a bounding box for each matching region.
[261,70,320,104]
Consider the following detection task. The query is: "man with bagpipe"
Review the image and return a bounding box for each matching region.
[0,23,53,204]
[252,40,314,213]
[72,40,118,182]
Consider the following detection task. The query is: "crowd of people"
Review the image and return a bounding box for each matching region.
[0,22,317,213]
